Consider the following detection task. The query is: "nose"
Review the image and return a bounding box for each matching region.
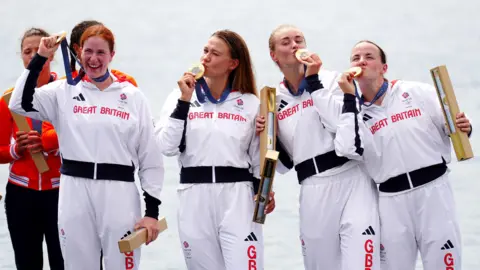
[292,41,300,51]
[358,57,368,67]
[201,53,210,64]
[88,53,99,62]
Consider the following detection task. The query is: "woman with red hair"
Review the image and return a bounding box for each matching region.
[68,20,138,87]
[8,25,164,270]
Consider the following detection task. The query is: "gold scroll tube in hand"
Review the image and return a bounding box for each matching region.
[430,65,473,161]
[253,86,279,224]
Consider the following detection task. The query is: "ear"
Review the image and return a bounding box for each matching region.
[229,58,239,71]
[270,50,278,63]
[110,50,116,61]
[382,63,388,74]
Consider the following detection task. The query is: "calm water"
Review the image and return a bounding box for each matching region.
[0,0,479,269]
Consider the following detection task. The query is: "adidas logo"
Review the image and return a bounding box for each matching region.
[120,230,132,240]
[190,100,201,107]
[441,240,454,250]
[362,226,376,236]
[73,93,86,101]
[278,100,288,111]
[363,113,373,122]
[244,232,258,242]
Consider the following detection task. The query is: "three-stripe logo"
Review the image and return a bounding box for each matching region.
[363,113,373,122]
[362,226,376,236]
[244,232,258,241]
[190,100,201,107]
[73,93,86,101]
[278,100,288,111]
[441,240,454,250]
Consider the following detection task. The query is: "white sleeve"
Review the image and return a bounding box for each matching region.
[423,82,473,139]
[275,160,292,174]
[135,91,165,216]
[307,73,364,160]
[8,54,61,124]
[358,120,382,181]
[417,83,452,163]
[420,83,450,137]
[154,89,188,157]
[309,70,345,133]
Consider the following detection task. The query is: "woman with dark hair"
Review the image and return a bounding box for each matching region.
[156,29,275,270]
[0,27,64,270]
[337,40,472,270]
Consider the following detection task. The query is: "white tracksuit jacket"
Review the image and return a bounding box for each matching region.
[8,54,164,213]
[359,80,458,185]
[359,80,471,270]
[155,88,260,181]
[275,71,381,270]
[275,70,364,181]
[155,87,263,270]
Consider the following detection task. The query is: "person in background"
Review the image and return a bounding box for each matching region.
[0,27,64,270]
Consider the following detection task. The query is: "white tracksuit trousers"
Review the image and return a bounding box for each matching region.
[379,172,462,270]
[299,164,380,270]
[57,175,142,270]
[177,182,263,270]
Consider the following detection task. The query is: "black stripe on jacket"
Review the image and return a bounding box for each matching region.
[276,138,294,169]
[305,74,324,94]
[22,54,48,112]
[342,93,363,156]
[170,99,190,153]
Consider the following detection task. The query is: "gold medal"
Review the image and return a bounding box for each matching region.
[348,66,362,77]
[55,31,67,45]
[188,63,205,80]
[295,49,310,61]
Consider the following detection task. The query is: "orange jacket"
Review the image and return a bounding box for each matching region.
[71,69,138,86]
[0,81,61,190]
